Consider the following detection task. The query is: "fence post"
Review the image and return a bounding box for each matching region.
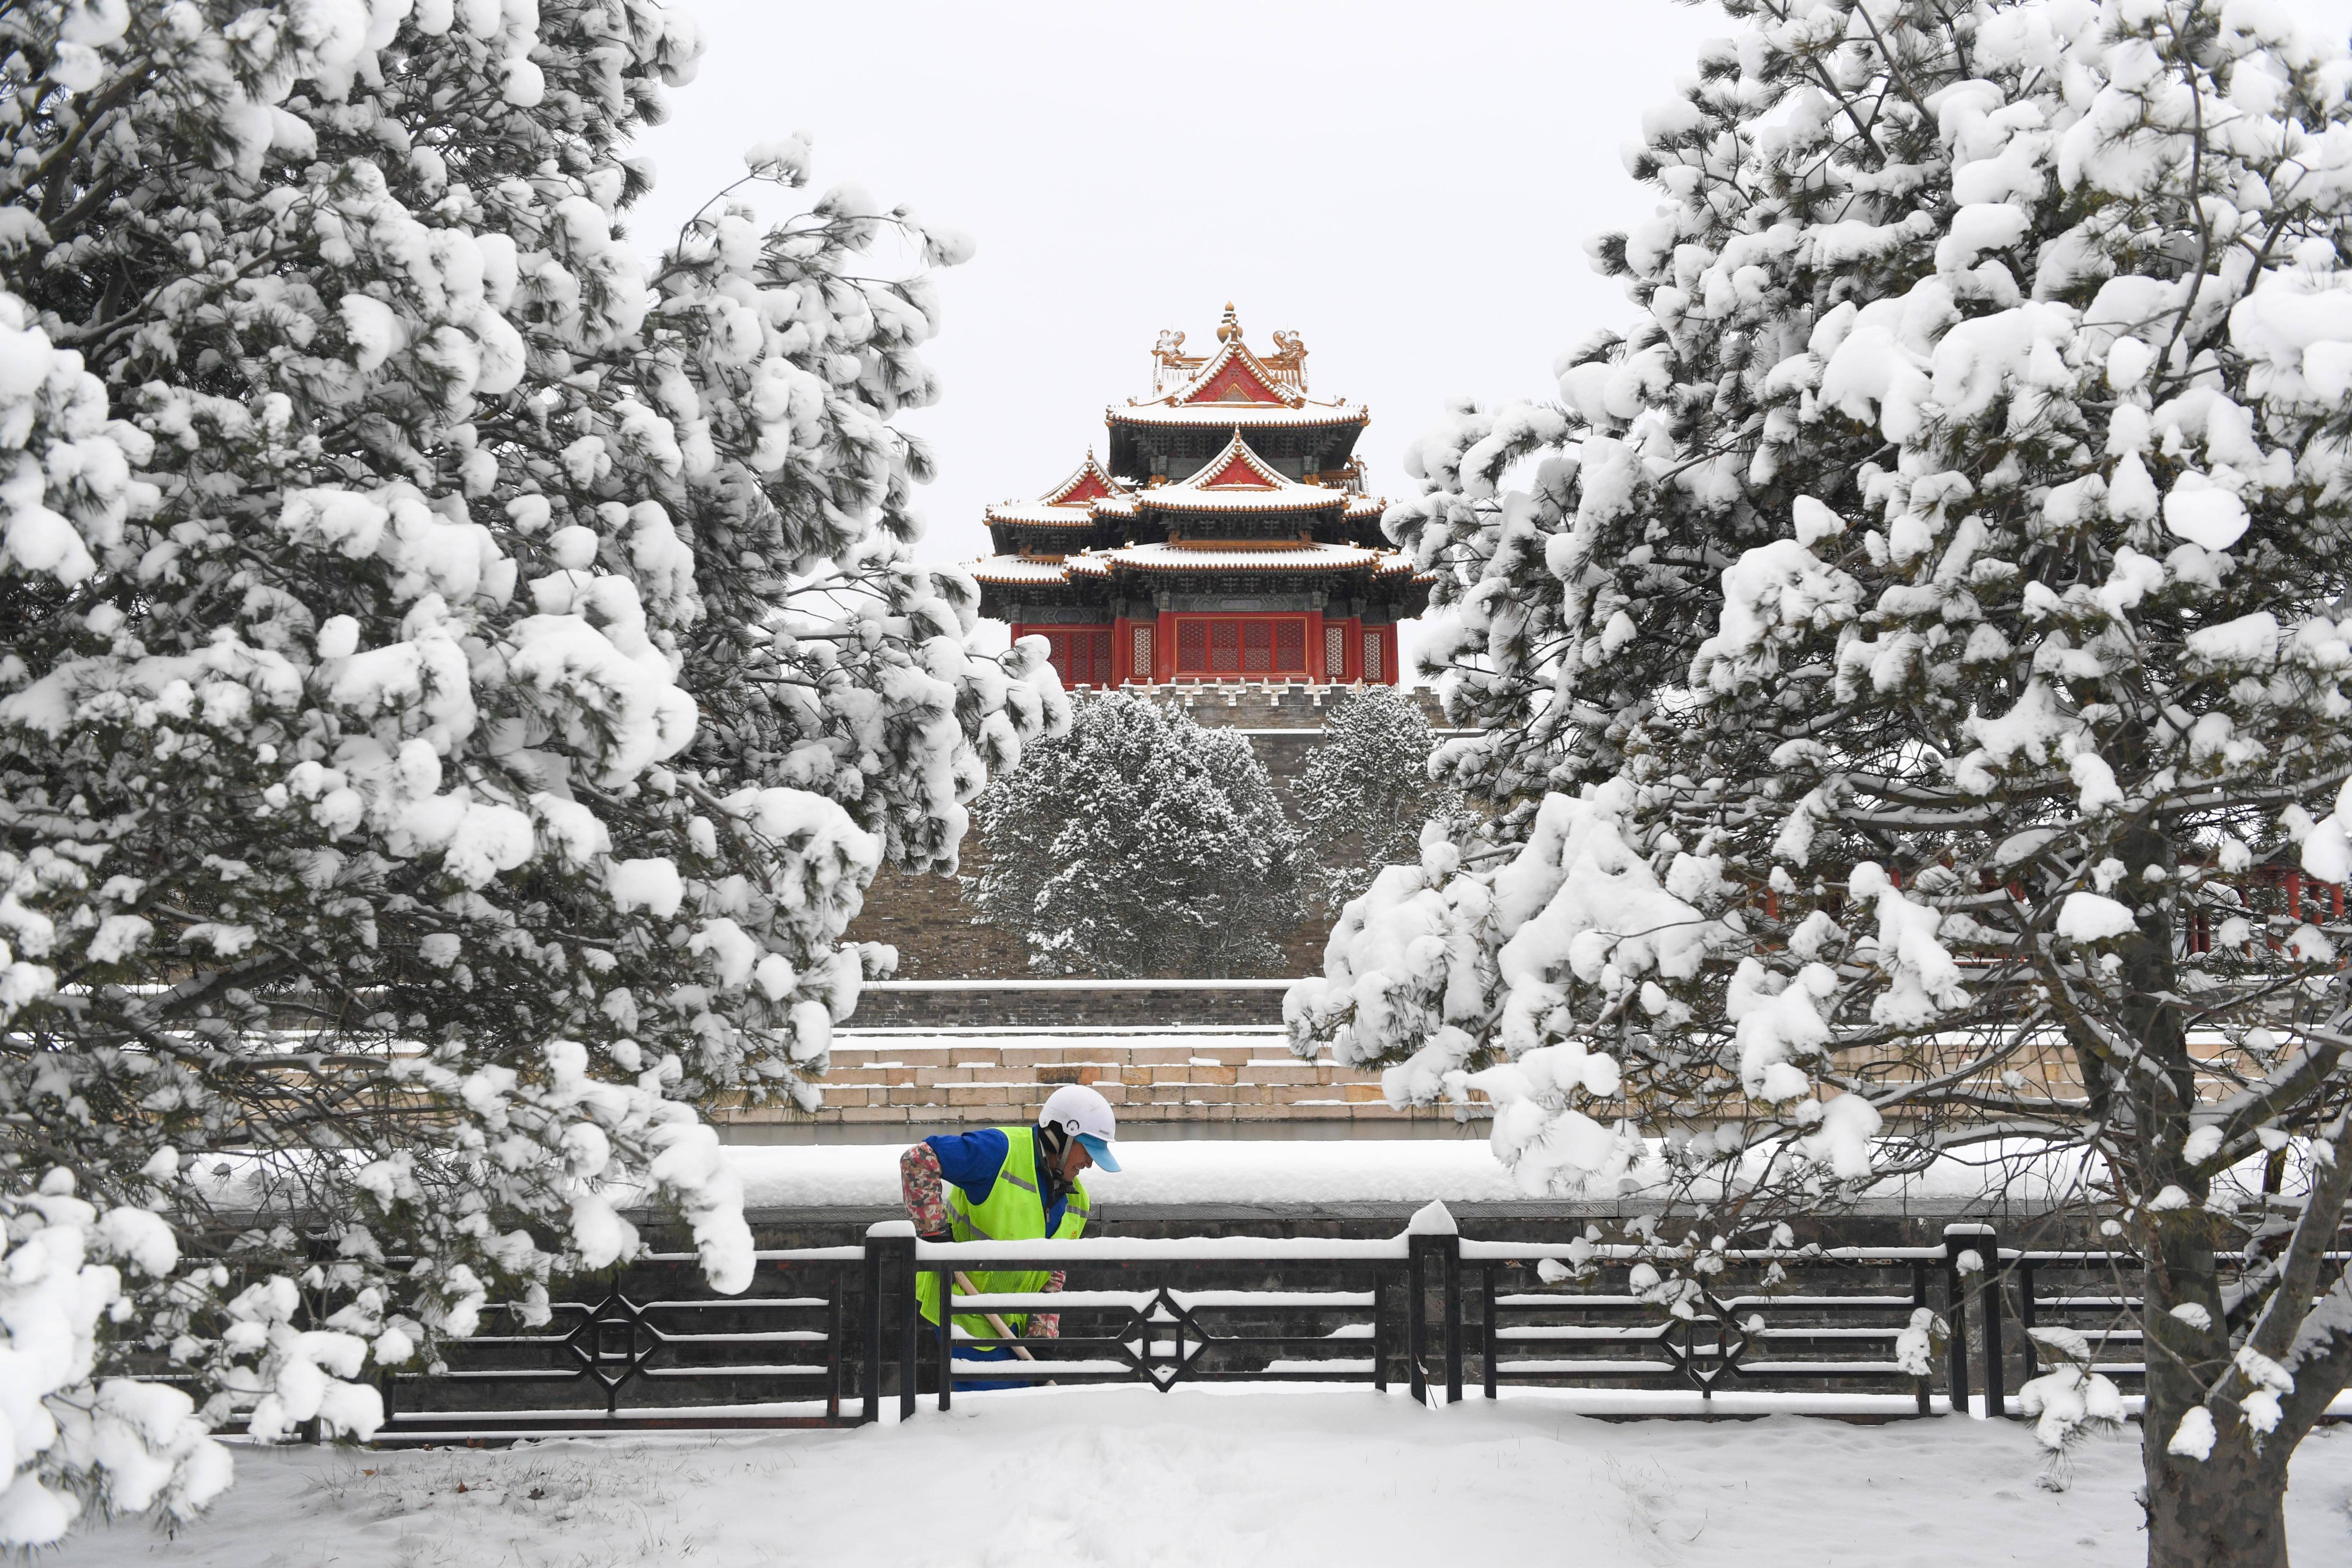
[860,1224,887,1424]
[1979,1226,2005,1419]
[1941,1228,1971,1417]
[1944,1222,1997,1418]
[826,1282,843,1421]
[1407,1241,1429,1405]
[936,1266,955,1413]
[2016,1256,2040,1388]
[866,1220,917,1422]
[1481,1262,1498,1401]
[1907,1259,1930,1418]
[1442,1235,1463,1405]
[1407,1201,1458,1406]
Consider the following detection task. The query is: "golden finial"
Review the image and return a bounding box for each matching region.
[1216,302,1241,344]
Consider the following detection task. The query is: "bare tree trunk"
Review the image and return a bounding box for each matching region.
[2144,1425,2288,1568]
[2138,1221,2292,1568]
[2112,816,2297,1568]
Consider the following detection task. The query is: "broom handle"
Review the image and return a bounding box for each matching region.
[954,1270,1038,1362]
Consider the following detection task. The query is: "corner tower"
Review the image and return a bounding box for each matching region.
[971,306,1429,688]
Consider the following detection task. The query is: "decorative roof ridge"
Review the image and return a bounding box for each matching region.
[1105,400,1367,425]
[1037,447,1127,507]
[983,506,1097,528]
[969,553,1075,585]
[1170,430,1294,492]
[1150,335,1306,411]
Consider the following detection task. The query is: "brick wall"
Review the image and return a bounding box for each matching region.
[848,983,1290,1029]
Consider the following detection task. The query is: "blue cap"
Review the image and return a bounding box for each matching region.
[1075,1132,1120,1172]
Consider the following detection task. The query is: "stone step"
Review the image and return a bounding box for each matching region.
[800,1077,1381,1108]
[730,1099,1450,1127]
[828,1043,1288,1069]
[817,1062,1356,1090]
[723,1030,1410,1132]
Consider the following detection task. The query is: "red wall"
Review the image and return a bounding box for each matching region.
[1010,614,1401,688]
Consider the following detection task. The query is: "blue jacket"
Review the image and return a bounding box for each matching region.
[922,1127,1078,1235]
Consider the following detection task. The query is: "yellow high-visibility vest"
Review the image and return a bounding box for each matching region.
[914,1127,1089,1338]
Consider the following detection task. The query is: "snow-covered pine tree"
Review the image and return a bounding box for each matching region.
[1291,3,2352,1563]
[972,692,1300,977]
[0,0,1058,1536]
[1293,686,1459,917]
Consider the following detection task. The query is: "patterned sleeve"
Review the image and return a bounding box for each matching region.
[900,1141,951,1239]
[1026,1270,1067,1339]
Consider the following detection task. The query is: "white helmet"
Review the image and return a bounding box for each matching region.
[1038,1084,1121,1172]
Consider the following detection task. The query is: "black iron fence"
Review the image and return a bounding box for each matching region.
[361,1214,2319,1440]
[376,1243,871,1440]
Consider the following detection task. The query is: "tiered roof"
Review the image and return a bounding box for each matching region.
[1109,313,1367,431]
[1135,433,1344,517]
[968,308,1427,611]
[981,451,1126,531]
[1075,541,1388,576]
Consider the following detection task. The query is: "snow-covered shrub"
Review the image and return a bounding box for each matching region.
[1295,2,2352,1559]
[1293,686,1464,917]
[0,0,1056,1531]
[0,1173,231,1545]
[971,691,1300,977]
[2017,1326,2124,1491]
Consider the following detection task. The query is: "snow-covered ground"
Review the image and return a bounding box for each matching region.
[54,1390,2352,1568]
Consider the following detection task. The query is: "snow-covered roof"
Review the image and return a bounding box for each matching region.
[978,540,1425,585]
[983,503,1098,528]
[969,555,1073,586]
[1345,494,1387,521]
[1039,451,1125,507]
[1163,336,1306,408]
[1108,400,1368,430]
[983,452,1127,530]
[1096,541,1385,574]
[1138,434,1350,516]
[1113,331,1365,429]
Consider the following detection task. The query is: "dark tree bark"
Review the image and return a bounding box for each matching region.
[2146,1432,2289,1568]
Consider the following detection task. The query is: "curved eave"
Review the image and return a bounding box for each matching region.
[970,556,1075,587]
[1106,403,1369,429]
[1097,544,1385,574]
[983,503,1102,528]
[1137,491,1346,516]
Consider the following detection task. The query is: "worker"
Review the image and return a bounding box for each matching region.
[902,1083,1121,1390]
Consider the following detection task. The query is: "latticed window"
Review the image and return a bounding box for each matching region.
[1362,631,1383,683]
[1241,622,1272,672]
[1131,625,1153,679]
[1178,621,1207,670]
[1172,617,1310,676]
[1324,623,1346,678]
[1042,627,1113,687]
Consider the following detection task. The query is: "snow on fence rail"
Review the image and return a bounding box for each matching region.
[332,1215,2342,1441]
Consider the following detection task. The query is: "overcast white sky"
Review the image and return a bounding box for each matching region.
[629,0,2352,578]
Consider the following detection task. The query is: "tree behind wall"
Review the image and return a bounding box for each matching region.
[972,692,1301,977]
[0,0,1057,1535]
[1294,686,1462,919]
[1292,3,2352,1565]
